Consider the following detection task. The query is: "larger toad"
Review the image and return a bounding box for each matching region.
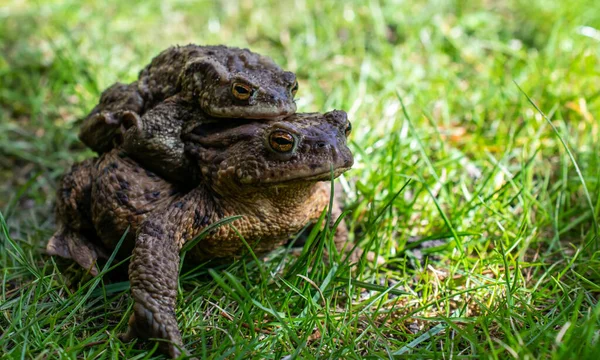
[80,44,298,154]
[47,110,354,357]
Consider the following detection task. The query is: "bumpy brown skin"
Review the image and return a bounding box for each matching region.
[46,159,108,273]
[79,44,298,154]
[48,110,353,357]
[116,98,203,185]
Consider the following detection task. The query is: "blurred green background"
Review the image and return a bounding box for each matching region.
[2,0,600,358]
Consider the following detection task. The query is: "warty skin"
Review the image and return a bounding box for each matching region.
[47,110,354,357]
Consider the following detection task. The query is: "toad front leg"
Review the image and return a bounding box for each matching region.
[121,218,186,358]
[121,187,210,358]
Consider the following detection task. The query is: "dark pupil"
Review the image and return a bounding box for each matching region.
[273,136,292,145]
[236,86,249,94]
[292,83,298,90]
[346,123,352,132]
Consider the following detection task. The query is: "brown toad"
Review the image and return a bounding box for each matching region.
[80,44,298,154]
[47,110,353,357]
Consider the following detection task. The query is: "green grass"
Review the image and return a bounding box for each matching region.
[2,0,600,358]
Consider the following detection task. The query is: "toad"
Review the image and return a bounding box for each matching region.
[79,44,298,154]
[47,110,354,357]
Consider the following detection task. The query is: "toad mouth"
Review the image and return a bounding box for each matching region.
[255,163,353,185]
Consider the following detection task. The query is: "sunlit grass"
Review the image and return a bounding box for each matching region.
[1,0,600,358]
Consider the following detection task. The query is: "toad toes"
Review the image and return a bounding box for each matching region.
[47,110,354,357]
[80,44,298,154]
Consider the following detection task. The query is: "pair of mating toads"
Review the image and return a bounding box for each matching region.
[46,44,355,357]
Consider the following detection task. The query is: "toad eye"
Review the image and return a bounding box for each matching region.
[290,80,299,97]
[344,121,352,137]
[269,131,295,153]
[232,83,254,100]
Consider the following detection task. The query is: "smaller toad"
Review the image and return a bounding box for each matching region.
[79,44,298,154]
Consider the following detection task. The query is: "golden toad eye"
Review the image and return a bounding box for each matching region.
[344,121,352,137]
[232,83,254,100]
[269,131,295,153]
[290,80,299,97]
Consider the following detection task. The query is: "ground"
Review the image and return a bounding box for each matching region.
[1,0,600,358]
